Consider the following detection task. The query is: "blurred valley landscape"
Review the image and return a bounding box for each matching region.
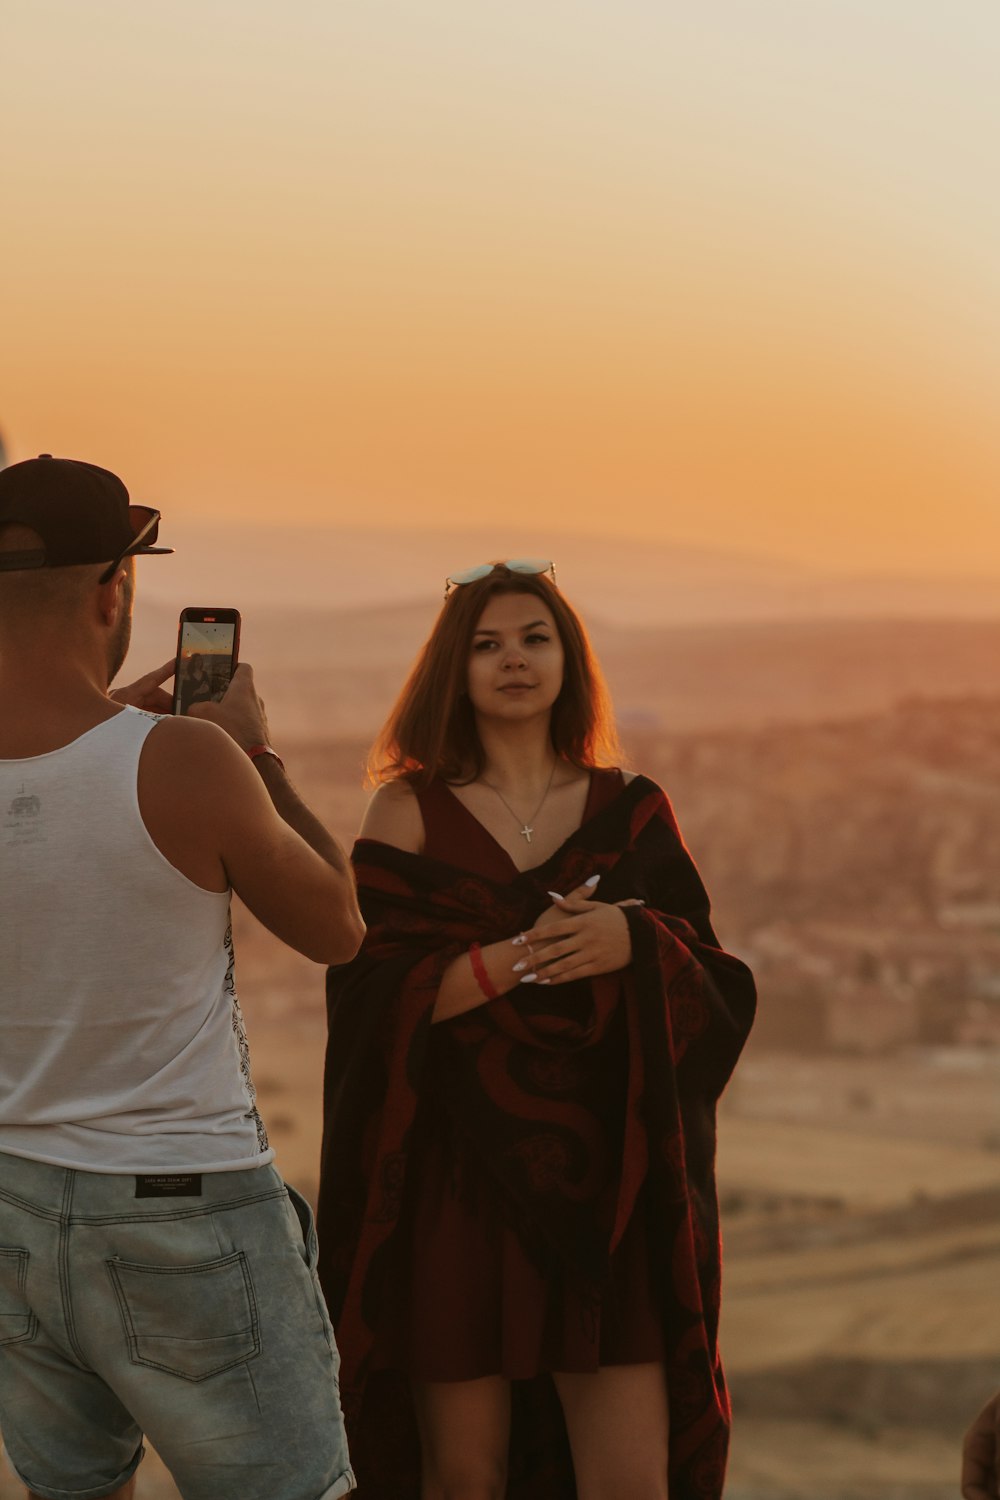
[26,548,996,1500]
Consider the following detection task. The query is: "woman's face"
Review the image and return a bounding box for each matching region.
[466,592,564,724]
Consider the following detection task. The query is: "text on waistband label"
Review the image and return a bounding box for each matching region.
[134,1174,203,1198]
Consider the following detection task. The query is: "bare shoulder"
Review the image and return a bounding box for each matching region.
[138,716,263,829]
[136,716,264,894]
[142,714,247,781]
[358,778,424,854]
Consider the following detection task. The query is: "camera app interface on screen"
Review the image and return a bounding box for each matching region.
[176,621,236,714]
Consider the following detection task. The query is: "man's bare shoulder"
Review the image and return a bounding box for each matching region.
[141,715,254,807]
[143,713,243,769]
[134,717,264,893]
[358,778,424,854]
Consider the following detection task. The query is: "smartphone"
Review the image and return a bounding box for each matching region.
[172,608,241,716]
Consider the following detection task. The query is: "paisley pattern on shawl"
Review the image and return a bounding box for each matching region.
[317,774,756,1500]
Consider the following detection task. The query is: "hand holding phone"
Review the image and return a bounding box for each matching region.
[185,662,271,755]
[172,608,241,716]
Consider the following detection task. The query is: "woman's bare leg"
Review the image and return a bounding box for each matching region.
[411,1374,511,1500]
[552,1362,670,1500]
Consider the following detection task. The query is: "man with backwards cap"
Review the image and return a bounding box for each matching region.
[0,456,364,1500]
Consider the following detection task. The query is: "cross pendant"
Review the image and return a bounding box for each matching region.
[520,824,534,842]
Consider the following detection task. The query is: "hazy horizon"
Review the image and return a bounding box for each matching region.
[127,518,1000,625]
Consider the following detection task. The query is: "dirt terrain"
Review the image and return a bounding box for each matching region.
[718,1045,1000,1496]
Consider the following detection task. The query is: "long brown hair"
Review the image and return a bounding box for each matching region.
[369,567,622,786]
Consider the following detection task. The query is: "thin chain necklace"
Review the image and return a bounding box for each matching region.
[480,758,558,844]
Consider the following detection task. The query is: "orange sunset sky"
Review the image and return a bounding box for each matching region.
[2,2,999,578]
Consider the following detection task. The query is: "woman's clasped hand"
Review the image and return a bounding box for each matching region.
[512,875,644,985]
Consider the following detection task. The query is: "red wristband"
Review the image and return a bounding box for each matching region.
[246,743,285,772]
[469,942,498,1001]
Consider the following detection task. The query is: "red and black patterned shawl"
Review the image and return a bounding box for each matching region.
[317,774,756,1499]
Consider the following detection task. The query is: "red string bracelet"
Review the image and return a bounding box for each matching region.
[469,942,499,1001]
[246,743,285,772]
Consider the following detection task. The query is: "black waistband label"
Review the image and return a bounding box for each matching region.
[135,1174,203,1198]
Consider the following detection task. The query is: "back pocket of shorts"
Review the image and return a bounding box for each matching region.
[0,1248,37,1347]
[107,1251,260,1380]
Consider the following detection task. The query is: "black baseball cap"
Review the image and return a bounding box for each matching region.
[0,455,173,576]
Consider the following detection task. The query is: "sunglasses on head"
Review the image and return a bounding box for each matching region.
[444,558,556,600]
[98,507,162,585]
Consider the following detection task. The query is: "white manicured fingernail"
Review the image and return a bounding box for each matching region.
[547,891,565,902]
[512,959,529,973]
[511,934,527,946]
[585,874,601,887]
[520,973,538,984]
[537,978,552,985]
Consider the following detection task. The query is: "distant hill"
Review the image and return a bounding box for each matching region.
[139,520,1000,626]
[629,693,1000,935]
[129,597,1000,740]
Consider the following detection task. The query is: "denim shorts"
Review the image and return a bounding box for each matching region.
[0,1151,355,1500]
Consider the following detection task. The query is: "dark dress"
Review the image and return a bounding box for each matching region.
[372,769,664,1381]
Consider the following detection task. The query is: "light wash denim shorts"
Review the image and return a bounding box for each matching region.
[0,1151,355,1500]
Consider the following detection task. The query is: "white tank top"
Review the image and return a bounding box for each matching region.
[0,707,273,1174]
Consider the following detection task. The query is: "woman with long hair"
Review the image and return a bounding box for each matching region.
[317,561,755,1500]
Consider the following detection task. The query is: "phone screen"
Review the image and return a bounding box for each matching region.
[174,619,238,715]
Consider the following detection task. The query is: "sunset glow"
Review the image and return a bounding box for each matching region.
[3,2,999,576]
